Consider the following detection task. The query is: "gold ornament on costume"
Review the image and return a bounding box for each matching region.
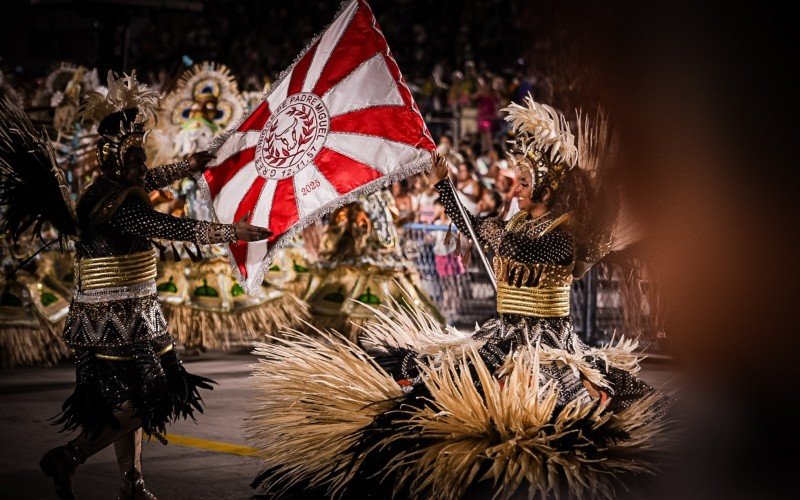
[503,94,577,193]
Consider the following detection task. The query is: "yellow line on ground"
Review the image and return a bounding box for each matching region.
[162,433,259,457]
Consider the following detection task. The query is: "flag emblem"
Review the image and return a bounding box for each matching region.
[257,93,330,180]
[201,0,435,293]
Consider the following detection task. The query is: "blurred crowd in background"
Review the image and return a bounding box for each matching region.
[2,0,549,228]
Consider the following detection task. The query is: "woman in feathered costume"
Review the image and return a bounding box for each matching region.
[0,71,271,500]
[246,95,668,499]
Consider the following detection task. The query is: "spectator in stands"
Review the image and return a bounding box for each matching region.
[455,160,482,215]
[435,135,463,167]
[477,189,504,218]
[391,179,417,226]
[473,76,500,153]
[495,168,516,204]
[416,175,438,224]
[482,143,507,182]
[431,198,465,316]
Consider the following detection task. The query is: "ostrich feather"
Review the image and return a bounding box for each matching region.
[0,97,77,243]
[78,70,160,125]
[503,94,578,168]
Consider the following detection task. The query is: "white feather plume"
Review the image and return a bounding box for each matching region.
[502,93,578,168]
[78,70,160,126]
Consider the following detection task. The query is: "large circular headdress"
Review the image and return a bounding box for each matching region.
[502,94,578,192]
[161,62,245,132]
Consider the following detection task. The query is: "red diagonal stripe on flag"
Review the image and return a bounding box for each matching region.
[238,102,271,132]
[266,177,299,244]
[205,147,256,198]
[288,40,320,95]
[331,107,435,149]
[229,242,248,278]
[227,176,267,278]
[312,5,384,97]
[314,147,382,194]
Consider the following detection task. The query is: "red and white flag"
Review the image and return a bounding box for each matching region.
[200,0,435,294]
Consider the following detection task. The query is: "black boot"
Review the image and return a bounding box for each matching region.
[39,441,86,500]
[115,428,157,500]
[117,469,157,500]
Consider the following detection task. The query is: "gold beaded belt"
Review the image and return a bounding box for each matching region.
[76,250,158,291]
[95,343,174,361]
[496,282,571,318]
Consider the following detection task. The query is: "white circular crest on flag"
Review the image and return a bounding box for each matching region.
[255,92,330,180]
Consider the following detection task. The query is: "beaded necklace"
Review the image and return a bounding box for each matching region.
[505,210,552,235]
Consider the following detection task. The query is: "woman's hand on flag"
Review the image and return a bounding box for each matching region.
[428,151,452,184]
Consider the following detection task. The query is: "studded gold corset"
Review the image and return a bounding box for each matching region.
[494,256,573,317]
[492,212,574,318]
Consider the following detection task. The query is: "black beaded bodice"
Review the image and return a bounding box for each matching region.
[74,168,236,259]
[434,180,574,275]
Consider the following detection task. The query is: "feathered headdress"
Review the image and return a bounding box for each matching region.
[150,62,246,163]
[78,70,160,172]
[79,70,159,125]
[502,94,577,192]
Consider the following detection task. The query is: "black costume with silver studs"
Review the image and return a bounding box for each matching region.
[56,170,234,438]
[378,181,654,412]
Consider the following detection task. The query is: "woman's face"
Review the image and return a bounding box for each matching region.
[514,164,534,213]
[457,163,470,181]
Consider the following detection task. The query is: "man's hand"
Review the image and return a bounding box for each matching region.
[187,151,216,173]
[234,213,273,242]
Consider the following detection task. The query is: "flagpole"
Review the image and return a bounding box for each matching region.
[445,177,497,292]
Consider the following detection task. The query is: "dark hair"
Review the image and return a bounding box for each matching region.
[490,190,503,207]
[394,179,409,195]
[547,168,593,220]
[485,190,504,217]
[530,184,551,204]
[459,159,476,174]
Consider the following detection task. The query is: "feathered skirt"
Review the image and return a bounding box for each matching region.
[56,283,214,439]
[246,303,669,499]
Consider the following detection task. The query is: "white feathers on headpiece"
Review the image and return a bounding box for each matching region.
[78,70,160,125]
[503,93,578,168]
